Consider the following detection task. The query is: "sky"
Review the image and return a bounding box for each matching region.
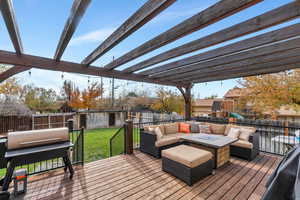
[0,0,299,99]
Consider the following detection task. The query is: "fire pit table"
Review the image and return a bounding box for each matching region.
[181,134,237,168]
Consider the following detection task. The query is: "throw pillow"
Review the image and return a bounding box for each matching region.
[199,125,211,134]
[179,123,190,133]
[154,127,163,139]
[164,123,179,134]
[239,128,255,141]
[227,128,240,139]
[209,124,226,135]
[190,123,200,133]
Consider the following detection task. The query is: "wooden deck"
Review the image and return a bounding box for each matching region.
[11,151,281,200]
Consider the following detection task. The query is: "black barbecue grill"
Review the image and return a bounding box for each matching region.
[0,127,74,192]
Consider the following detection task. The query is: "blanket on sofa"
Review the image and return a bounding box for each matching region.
[262,145,300,200]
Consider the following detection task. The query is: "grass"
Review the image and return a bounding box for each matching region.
[83,128,120,162]
[0,127,139,177]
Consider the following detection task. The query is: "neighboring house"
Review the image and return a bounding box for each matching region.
[267,106,300,122]
[192,98,233,117]
[223,87,245,112]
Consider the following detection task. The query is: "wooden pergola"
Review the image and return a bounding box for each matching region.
[0,0,300,120]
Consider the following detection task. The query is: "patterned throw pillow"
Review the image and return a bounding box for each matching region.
[179,123,190,133]
[227,128,240,139]
[190,123,200,133]
[199,125,211,134]
[164,123,179,134]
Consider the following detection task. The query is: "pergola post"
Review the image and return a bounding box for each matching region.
[177,84,193,121]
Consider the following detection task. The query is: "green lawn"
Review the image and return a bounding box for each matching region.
[84,128,120,162]
[0,127,139,177]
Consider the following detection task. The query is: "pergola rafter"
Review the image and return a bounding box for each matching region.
[0,0,23,55]
[177,51,300,83]
[103,0,262,70]
[54,0,91,61]
[151,36,300,79]
[1,0,300,119]
[0,65,29,82]
[126,1,300,74]
[81,0,176,65]
[191,63,300,84]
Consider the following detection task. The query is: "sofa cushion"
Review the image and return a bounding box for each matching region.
[164,123,179,134]
[155,134,181,147]
[231,140,253,149]
[199,125,211,134]
[162,145,212,168]
[190,123,200,133]
[208,123,226,135]
[179,123,190,133]
[227,127,240,139]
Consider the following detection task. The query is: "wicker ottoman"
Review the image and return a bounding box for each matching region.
[161,145,213,186]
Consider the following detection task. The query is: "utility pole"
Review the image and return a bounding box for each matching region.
[100,76,103,100]
[111,56,115,109]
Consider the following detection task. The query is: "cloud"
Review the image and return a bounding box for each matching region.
[149,7,207,25]
[70,28,115,46]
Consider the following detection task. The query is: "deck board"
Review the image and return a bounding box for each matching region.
[10,151,281,200]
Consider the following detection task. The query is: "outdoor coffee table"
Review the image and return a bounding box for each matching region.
[181,134,237,168]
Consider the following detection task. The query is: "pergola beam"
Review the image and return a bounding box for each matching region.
[0,0,23,54]
[0,50,182,87]
[81,0,176,65]
[152,37,300,79]
[126,1,300,74]
[0,65,30,83]
[177,52,300,82]
[104,0,261,70]
[54,0,91,61]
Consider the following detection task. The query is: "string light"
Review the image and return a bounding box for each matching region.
[88,76,90,84]
[61,72,64,80]
[28,70,31,77]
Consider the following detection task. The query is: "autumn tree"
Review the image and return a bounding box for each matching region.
[0,65,23,102]
[151,88,184,114]
[238,70,300,117]
[64,80,104,110]
[23,85,59,112]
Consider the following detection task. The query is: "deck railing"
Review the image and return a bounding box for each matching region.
[109,127,125,157]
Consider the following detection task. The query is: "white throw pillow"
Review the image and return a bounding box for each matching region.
[154,127,163,139]
[239,128,254,141]
[227,128,240,139]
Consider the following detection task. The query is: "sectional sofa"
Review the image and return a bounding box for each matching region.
[140,121,259,161]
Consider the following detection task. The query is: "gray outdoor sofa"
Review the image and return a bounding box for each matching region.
[140,122,260,161]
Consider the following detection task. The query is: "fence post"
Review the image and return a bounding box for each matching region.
[68,119,74,133]
[124,120,133,154]
[284,121,289,136]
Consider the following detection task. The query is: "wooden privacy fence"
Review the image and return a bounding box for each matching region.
[0,113,74,135]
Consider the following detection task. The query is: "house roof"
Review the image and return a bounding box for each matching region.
[193,98,223,107]
[0,102,32,116]
[224,87,245,98]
